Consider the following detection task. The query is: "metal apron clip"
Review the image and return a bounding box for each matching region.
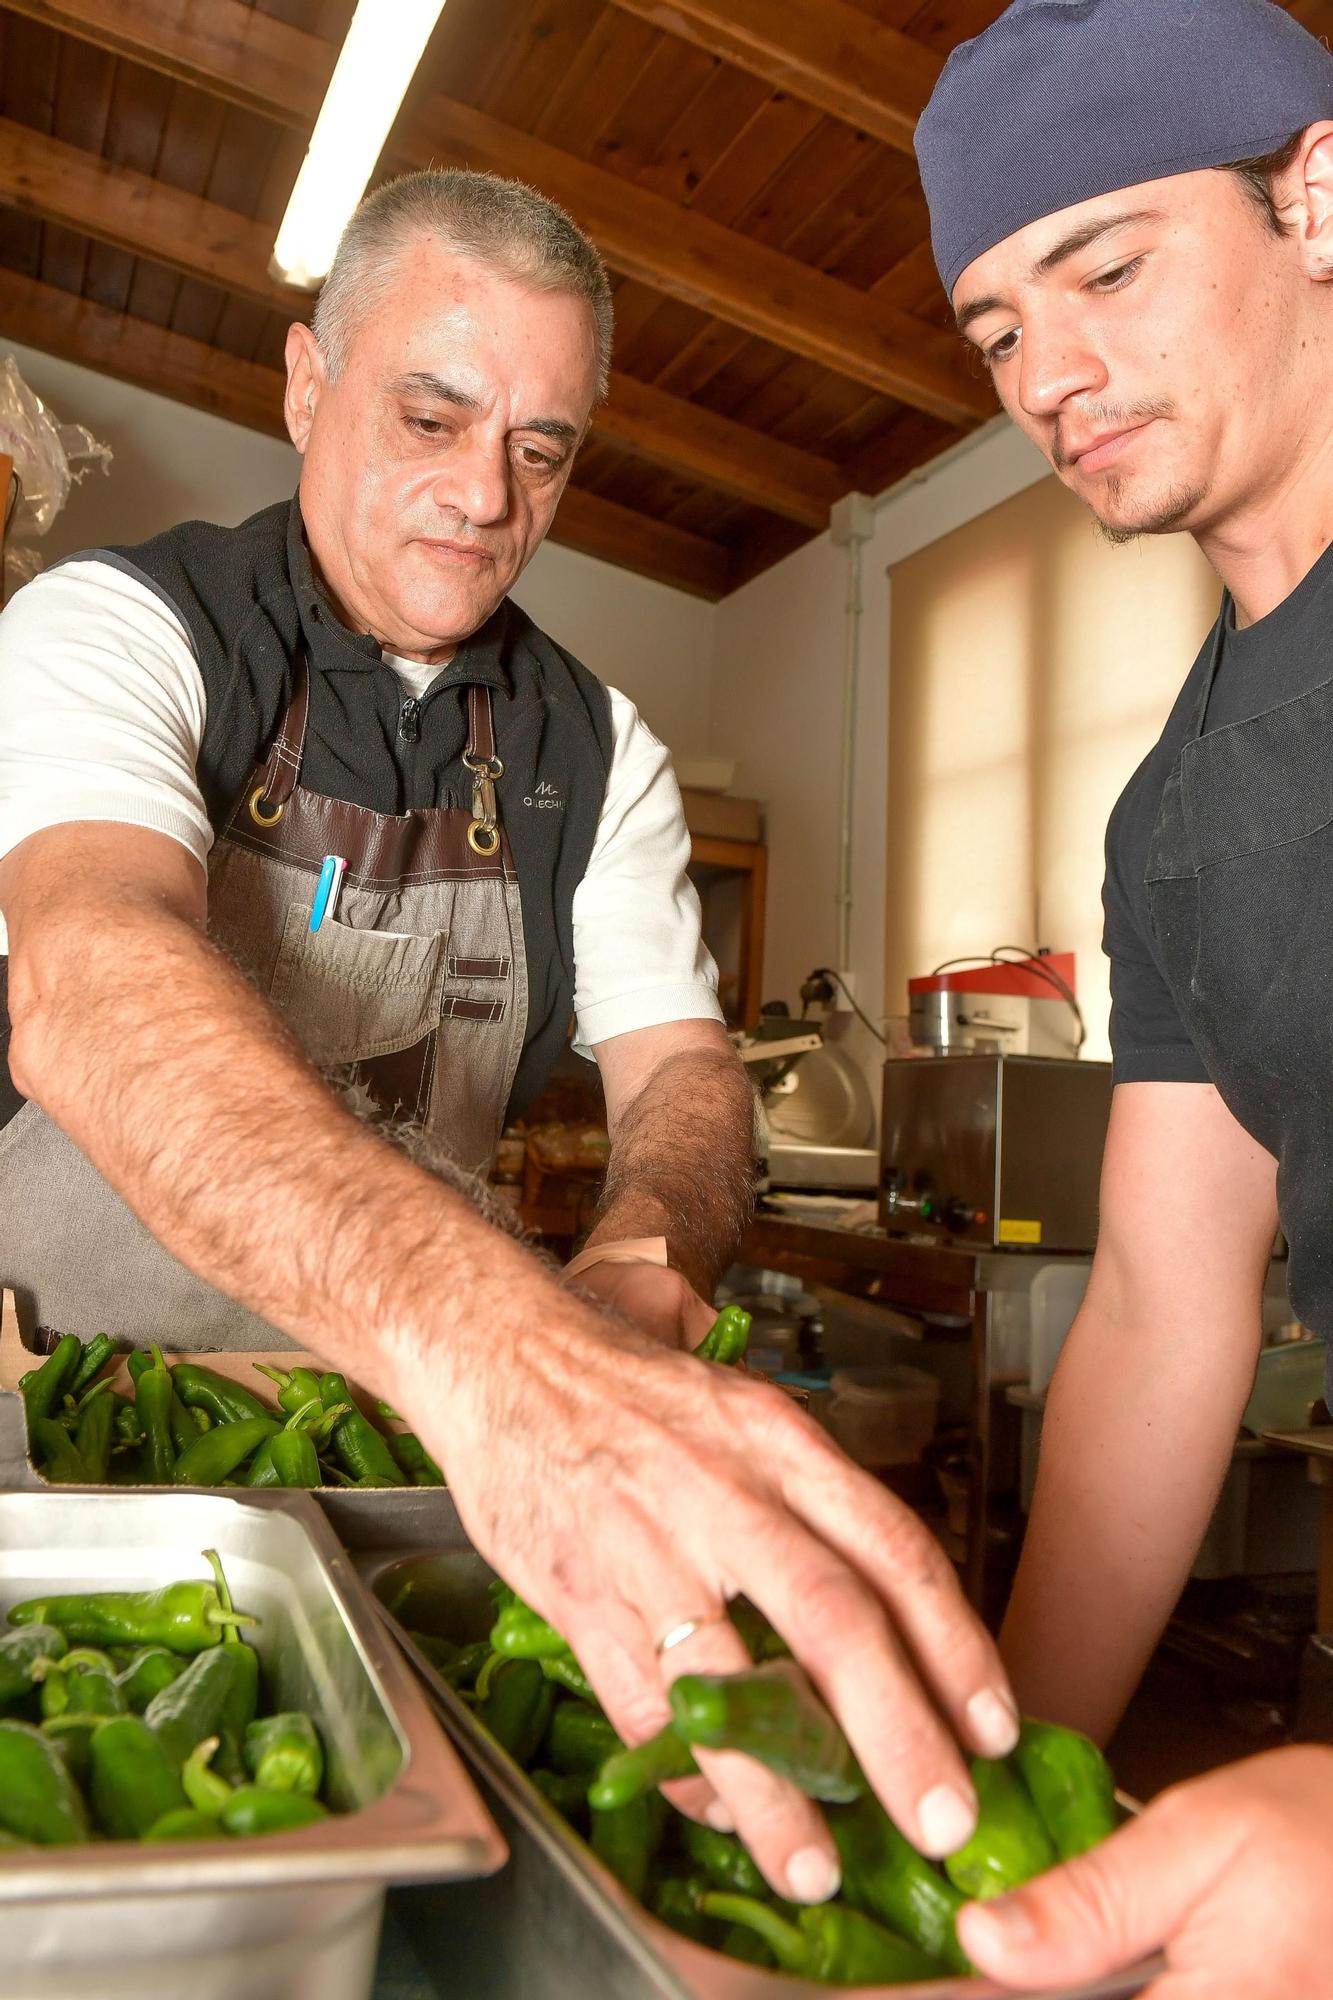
[463,684,504,856]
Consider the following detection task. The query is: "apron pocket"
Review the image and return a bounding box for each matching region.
[270,901,447,1066]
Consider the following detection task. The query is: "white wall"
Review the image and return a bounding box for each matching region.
[0,337,714,753]
[708,417,1051,1049]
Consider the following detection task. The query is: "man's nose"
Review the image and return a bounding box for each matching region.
[435,438,510,526]
[1018,315,1109,424]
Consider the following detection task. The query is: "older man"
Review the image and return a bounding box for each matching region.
[912,1,1333,1990]
[0,168,1013,1899]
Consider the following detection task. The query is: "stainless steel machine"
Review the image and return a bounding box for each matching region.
[880,1053,1113,1252]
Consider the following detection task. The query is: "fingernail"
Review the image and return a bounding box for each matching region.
[704,1800,736,1833]
[960,1896,1038,1953]
[917,1782,977,1857]
[967,1686,1020,1757]
[785,1845,841,1905]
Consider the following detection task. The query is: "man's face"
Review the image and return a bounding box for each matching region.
[952,170,1315,544]
[290,236,599,658]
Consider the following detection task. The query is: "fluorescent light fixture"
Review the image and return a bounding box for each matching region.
[271,0,447,291]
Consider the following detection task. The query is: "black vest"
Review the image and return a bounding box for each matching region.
[0,496,612,1124]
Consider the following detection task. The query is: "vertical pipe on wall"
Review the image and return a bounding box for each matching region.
[830,493,875,972]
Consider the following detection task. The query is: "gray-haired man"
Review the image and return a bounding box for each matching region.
[0,168,1014,1899]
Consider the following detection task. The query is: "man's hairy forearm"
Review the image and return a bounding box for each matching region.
[1001,1292,1261,1743]
[9,896,549,1393]
[590,1046,755,1296]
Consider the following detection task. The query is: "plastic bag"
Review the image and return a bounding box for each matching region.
[0,353,112,593]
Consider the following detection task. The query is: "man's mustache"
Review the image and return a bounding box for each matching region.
[1052,400,1175,471]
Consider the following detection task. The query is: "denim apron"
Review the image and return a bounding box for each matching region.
[1145,600,1333,1395]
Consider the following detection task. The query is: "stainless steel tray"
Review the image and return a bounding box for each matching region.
[0,1489,506,2000]
[359,1541,1161,2000]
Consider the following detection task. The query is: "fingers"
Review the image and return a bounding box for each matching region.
[731,1505,979,1858]
[658,1616,839,1905]
[957,1778,1246,1990]
[565,1588,839,1905]
[773,1409,1018,1763]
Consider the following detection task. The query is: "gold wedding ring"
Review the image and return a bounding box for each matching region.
[655,1613,727,1657]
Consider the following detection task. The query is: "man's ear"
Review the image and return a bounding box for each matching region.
[1289,121,1333,282]
[283,323,326,453]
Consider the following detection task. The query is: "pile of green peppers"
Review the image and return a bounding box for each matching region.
[20,1333,443,1490]
[0,1550,336,1848]
[404,1565,1119,1988]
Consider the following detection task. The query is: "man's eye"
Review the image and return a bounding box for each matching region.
[1088,256,1143,293]
[984,330,1020,368]
[406,415,446,437]
[517,445,559,473]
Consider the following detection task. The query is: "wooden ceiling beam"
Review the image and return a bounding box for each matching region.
[605,0,941,156]
[0,113,848,527]
[0,268,732,598]
[0,118,300,314]
[599,372,844,528]
[0,0,989,424]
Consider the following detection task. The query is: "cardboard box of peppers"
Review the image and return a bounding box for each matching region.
[19,1332,444,1489]
[0,1550,336,1846]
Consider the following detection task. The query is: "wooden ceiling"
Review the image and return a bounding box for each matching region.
[0,0,1329,600]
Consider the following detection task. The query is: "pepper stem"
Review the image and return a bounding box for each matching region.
[203,1549,259,1635]
[696,1893,808,1974]
[252,1364,292,1391]
[183,1735,233,1817]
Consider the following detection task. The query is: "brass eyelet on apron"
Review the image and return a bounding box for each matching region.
[467,820,501,856]
[248,784,286,827]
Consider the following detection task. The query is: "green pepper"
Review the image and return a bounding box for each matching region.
[135,1346,176,1484]
[69,1333,117,1396]
[589,1720,697,1808]
[32,1417,87,1484]
[171,1414,282,1486]
[116,1646,187,1713]
[1012,1718,1118,1861]
[386,1430,445,1486]
[544,1700,622,1775]
[22,1334,81,1424]
[699,1892,943,1984]
[529,1768,591,1824]
[74,1382,116,1481]
[0,1719,90,1843]
[410,1635,488,1690]
[169,1393,206,1456]
[220,1787,328,1837]
[38,1649,125,1723]
[0,1625,67,1709]
[730,1599,791,1663]
[694,1306,752,1365]
[680,1819,769,1896]
[113,1397,145,1450]
[243,1400,345,1489]
[254,1363,324,1417]
[944,1755,1058,1902]
[89,1714,188,1838]
[9,1579,257,1653]
[541,1655,599,1704]
[669,1663,865,1804]
[181,1735,233,1817]
[145,1646,240,1769]
[490,1599,571,1660]
[243,1712,323,1797]
[319,1373,406,1486]
[477,1657,555,1765]
[171,1364,272,1427]
[143,1805,227,1842]
[590,1792,666,1900]
[830,1796,970,1972]
[203,1551,261,1782]
[651,1874,719,1946]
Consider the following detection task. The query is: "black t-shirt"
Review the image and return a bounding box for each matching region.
[1104,541,1333,1082]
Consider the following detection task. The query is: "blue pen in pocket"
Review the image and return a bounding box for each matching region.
[310,854,347,934]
